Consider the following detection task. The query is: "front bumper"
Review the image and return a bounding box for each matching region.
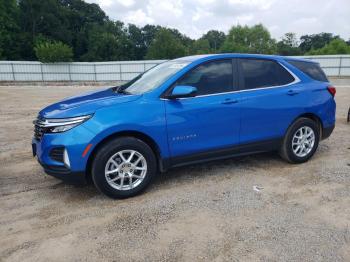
[32,124,96,185]
[40,161,87,185]
[33,143,87,185]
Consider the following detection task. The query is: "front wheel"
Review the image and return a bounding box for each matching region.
[91,137,157,199]
[280,118,320,163]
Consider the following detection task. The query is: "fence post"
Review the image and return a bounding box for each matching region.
[11,62,15,81]
[40,63,44,82]
[93,64,97,82]
[338,56,342,77]
[143,62,146,72]
[68,63,72,82]
[119,63,122,81]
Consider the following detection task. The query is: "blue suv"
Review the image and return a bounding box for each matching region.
[32,54,336,198]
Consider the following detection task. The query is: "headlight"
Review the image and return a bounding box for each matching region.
[35,115,92,134]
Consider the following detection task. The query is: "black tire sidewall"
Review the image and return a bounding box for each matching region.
[92,137,157,199]
[285,119,320,163]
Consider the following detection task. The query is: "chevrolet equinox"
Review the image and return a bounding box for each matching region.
[32,54,336,198]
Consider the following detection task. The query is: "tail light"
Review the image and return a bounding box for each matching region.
[327,86,336,97]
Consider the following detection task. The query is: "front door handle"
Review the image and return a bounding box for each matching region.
[222,98,238,105]
[287,89,300,96]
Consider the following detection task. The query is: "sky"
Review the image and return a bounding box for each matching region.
[86,0,350,40]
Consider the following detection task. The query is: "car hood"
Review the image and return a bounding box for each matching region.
[39,88,142,119]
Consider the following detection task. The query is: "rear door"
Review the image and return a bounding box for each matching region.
[164,59,241,159]
[238,58,301,145]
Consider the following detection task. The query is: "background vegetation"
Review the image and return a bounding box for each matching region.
[0,0,349,62]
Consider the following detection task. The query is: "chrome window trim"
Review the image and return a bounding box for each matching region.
[160,61,300,101]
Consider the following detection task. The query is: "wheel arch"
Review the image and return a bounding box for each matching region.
[288,113,323,137]
[85,130,163,183]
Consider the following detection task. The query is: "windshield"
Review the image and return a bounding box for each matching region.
[119,60,190,94]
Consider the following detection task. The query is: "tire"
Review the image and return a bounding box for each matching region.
[91,137,157,199]
[279,118,320,164]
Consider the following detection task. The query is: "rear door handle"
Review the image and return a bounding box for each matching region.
[287,89,300,96]
[222,98,238,105]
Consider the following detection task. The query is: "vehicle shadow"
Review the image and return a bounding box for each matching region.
[154,151,281,185]
[45,151,282,200]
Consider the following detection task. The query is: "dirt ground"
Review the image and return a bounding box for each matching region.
[0,85,349,262]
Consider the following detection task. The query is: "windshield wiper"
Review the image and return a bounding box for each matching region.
[112,86,130,95]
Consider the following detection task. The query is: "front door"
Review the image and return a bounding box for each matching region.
[164,59,241,160]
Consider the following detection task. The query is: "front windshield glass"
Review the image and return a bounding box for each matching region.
[120,60,190,94]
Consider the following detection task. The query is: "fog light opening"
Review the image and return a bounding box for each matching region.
[63,149,71,169]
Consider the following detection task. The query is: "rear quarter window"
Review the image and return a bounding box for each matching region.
[287,60,328,82]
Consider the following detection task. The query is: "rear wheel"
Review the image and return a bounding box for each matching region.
[91,137,157,199]
[280,118,320,163]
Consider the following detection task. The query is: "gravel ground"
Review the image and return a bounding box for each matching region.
[0,85,349,262]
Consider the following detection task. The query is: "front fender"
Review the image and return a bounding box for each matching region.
[82,98,169,162]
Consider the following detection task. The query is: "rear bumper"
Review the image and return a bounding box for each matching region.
[322,124,335,140]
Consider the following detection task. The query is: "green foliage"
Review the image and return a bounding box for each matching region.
[221,24,276,54]
[299,33,339,53]
[146,29,186,59]
[81,21,131,61]
[200,30,226,52]
[276,33,301,56]
[127,24,147,60]
[0,0,349,61]
[0,0,21,60]
[306,39,350,55]
[191,39,211,54]
[34,41,73,62]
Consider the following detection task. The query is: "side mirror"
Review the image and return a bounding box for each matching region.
[166,85,197,99]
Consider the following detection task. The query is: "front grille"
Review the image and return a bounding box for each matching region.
[34,124,45,140]
[49,147,65,163]
[33,116,47,141]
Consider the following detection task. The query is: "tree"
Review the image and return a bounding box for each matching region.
[19,0,71,44]
[2,0,349,61]
[200,30,226,52]
[191,39,211,54]
[81,21,131,61]
[17,0,109,60]
[221,24,276,54]
[0,0,21,60]
[306,39,350,55]
[276,33,301,56]
[59,0,108,60]
[141,24,162,49]
[145,28,186,59]
[127,24,147,60]
[168,28,193,52]
[299,33,339,53]
[34,41,73,62]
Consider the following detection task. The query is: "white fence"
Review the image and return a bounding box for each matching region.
[0,60,165,82]
[0,55,349,82]
[299,55,350,77]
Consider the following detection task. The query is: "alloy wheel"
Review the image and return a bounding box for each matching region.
[104,150,147,191]
[291,126,315,157]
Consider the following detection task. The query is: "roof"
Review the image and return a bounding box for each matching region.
[174,53,317,64]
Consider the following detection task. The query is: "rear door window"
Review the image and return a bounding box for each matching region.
[287,60,328,82]
[239,59,295,90]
